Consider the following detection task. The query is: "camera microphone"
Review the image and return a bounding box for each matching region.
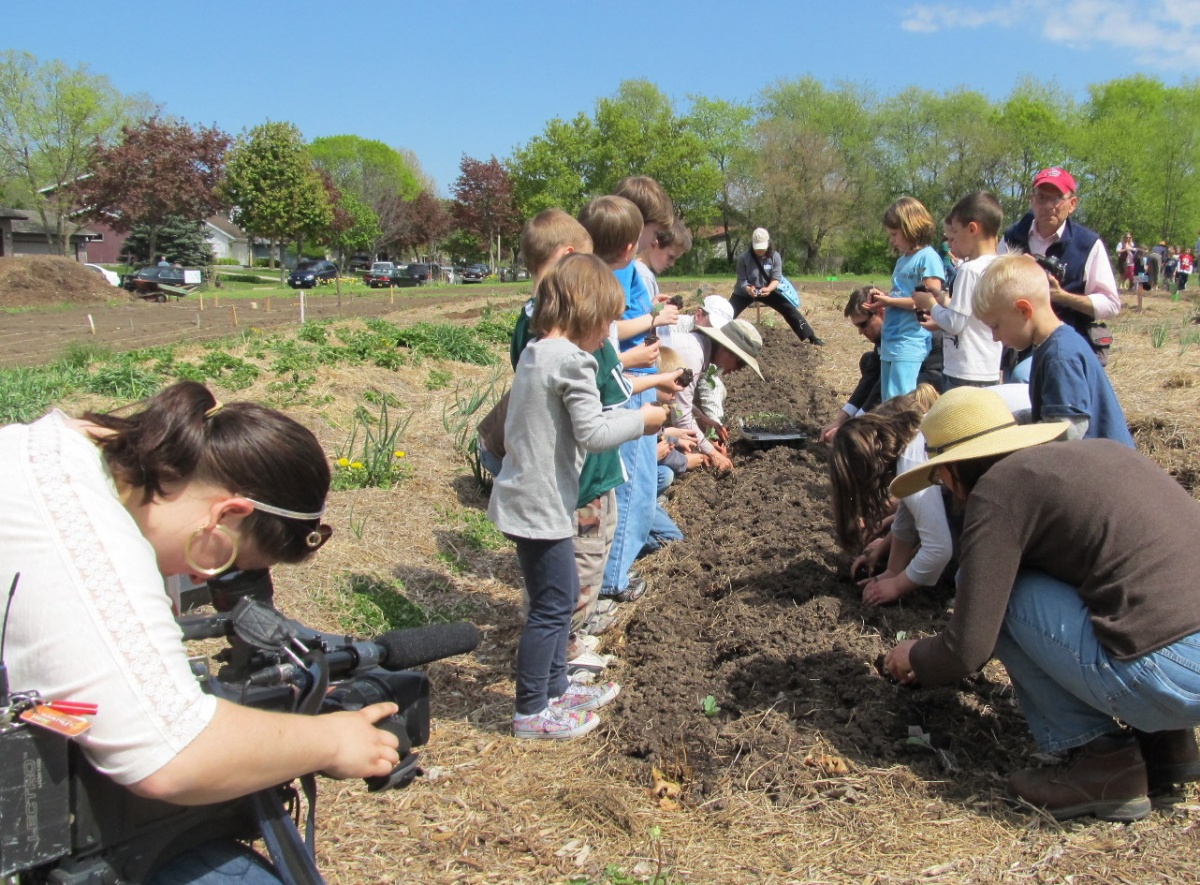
[373,622,482,671]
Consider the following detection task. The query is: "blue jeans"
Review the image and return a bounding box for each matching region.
[879,359,923,401]
[639,503,684,559]
[994,569,1200,753]
[656,464,675,496]
[602,389,657,594]
[511,536,576,715]
[477,440,502,478]
[148,841,282,884]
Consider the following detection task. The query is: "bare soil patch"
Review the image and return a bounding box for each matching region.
[0,255,117,308]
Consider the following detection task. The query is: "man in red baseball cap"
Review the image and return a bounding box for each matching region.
[1000,166,1120,364]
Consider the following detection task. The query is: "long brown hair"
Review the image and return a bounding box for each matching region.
[828,409,923,551]
[86,381,330,563]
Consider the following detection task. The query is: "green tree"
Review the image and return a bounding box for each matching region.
[0,50,151,254]
[222,122,331,267]
[993,78,1077,216]
[685,97,753,261]
[121,216,212,267]
[509,113,596,218]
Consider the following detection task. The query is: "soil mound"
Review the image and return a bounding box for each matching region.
[0,256,119,308]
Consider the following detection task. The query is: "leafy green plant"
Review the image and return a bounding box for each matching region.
[331,397,412,490]
[425,368,453,390]
[1180,327,1200,355]
[701,695,721,717]
[0,362,86,424]
[84,360,163,400]
[297,321,331,345]
[337,574,430,634]
[395,322,497,365]
[442,369,507,493]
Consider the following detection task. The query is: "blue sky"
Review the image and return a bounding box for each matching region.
[4,1,1195,195]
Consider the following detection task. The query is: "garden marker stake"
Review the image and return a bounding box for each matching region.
[300,292,306,324]
[266,297,271,313]
[87,314,95,335]
[199,291,204,311]
[232,305,238,327]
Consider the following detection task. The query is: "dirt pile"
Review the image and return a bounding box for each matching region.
[0,256,120,308]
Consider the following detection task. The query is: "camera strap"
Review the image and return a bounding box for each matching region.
[251,780,325,885]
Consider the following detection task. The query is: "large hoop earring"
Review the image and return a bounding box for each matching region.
[184,525,239,577]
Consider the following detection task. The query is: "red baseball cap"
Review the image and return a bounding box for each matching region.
[1032,167,1077,195]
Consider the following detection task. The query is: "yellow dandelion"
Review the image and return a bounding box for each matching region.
[350,461,364,469]
[336,457,350,467]
[394,450,406,458]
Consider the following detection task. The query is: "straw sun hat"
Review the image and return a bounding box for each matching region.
[697,319,764,380]
[889,387,1069,499]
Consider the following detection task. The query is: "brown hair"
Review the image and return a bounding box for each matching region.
[944,190,1003,239]
[85,381,330,564]
[530,252,625,342]
[828,409,923,551]
[844,287,874,318]
[577,195,644,264]
[657,218,693,251]
[613,176,673,228]
[520,209,593,280]
[882,196,936,249]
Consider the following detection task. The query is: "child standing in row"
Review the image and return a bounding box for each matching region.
[488,253,666,739]
[868,197,946,400]
[912,191,1003,389]
[973,254,1134,447]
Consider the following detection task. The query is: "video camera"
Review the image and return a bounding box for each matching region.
[0,569,480,884]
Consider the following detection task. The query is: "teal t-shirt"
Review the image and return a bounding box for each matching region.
[881,245,945,363]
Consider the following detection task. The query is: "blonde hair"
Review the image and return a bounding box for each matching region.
[972,253,1051,318]
[614,176,673,228]
[531,252,625,342]
[520,209,593,279]
[578,196,644,264]
[657,345,683,373]
[882,196,936,249]
[874,383,940,418]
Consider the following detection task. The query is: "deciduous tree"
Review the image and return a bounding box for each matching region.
[452,156,521,270]
[76,117,230,266]
[222,122,331,267]
[0,50,151,254]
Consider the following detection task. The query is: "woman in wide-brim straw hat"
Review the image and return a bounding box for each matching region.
[884,387,1200,823]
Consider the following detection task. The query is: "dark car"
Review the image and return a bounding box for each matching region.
[287,259,338,289]
[393,263,433,287]
[122,266,188,299]
[365,261,397,288]
[460,263,489,284]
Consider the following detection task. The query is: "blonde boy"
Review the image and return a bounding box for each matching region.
[913,191,1003,389]
[973,255,1133,446]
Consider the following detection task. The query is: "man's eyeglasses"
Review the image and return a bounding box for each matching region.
[1032,191,1073,207]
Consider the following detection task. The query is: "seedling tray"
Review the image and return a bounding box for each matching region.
[737,418,807,446]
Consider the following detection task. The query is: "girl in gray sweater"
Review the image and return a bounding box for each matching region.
[488,253,665,740]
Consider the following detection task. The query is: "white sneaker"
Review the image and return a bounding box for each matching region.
[512,706,600,740]
[567,649,610,675]
[551,681,620,712]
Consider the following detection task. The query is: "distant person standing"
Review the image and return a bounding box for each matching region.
[1000,167,1120,361]
[157,254,170,267]
[1178,249,1194,291]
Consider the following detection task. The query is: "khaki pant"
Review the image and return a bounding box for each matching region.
[571,488,617,633]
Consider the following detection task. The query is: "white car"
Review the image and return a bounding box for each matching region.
[85,263,121,287]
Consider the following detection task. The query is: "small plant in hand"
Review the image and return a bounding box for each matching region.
[644,333,659,345]
[669,294,684,309]
[676,367,694,387]
[740,412,802,434]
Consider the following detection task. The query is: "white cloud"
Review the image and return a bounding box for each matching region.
[902,0,1200,69]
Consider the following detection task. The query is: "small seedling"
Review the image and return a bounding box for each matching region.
[701,695,721,717]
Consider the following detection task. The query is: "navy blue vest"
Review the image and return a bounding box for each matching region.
[1003,212,1100,341]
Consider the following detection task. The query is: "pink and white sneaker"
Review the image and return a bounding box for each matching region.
[551,681,620,712]
[512,706,600,741]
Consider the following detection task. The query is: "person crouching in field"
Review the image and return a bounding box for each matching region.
[487,253,667,740]
[884,387,1200,822]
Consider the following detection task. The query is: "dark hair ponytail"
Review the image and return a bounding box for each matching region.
[828,410,922,551]
[86,381,331,564]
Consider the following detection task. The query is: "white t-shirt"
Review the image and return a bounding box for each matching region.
[933,253,1002,382]
[891,431,953,588]
[0,411,217,785]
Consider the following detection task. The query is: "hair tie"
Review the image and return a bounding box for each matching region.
[204,401,224,419]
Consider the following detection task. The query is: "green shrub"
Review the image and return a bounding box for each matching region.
[215,257,242,266]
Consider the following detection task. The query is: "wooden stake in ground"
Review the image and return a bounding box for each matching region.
[300,292,306,324]
[232,305,238,327]
[266,297,271,313]
[199,291,204,312]
[87,314,95,335]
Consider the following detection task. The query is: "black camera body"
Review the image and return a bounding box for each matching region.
[1,569,477,883]
[1032,253,1068,283]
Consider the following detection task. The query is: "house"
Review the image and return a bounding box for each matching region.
[205,215,251,265]
[0,207,100,261]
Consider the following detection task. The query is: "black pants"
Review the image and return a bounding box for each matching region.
[730,291,817,342]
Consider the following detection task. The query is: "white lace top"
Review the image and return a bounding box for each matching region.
[1,411,216,785]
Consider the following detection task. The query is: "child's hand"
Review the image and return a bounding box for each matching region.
[639,402,669,434]
[652,304,680,327]
[656,438,671,460]
[625,341,659,369]
[708,450,734,474]
[911,287,937,312]
[684,451,708,470]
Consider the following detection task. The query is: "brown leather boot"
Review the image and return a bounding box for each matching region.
[1134,728,1200,790]
[1007,733,1151,822]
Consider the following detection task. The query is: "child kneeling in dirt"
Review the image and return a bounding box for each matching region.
[487,253,667,740]
[829,386,952,607]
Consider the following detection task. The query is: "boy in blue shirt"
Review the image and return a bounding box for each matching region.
[973,254,1134,446]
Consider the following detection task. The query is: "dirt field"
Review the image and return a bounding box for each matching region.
[6,278,1200,884]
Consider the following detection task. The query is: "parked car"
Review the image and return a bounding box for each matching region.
[460,263,489,284]
[84,263,121,287]
[394,263,433,287]
[287,259,338,289]
[122,266,189,298]
[364,261,397,288]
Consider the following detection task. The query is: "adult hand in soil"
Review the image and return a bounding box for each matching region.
[851,534,890,580]
[884,640,918,685]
